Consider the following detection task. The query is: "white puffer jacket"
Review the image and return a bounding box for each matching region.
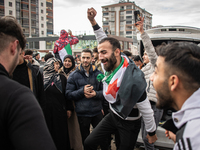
[141,32,157,103]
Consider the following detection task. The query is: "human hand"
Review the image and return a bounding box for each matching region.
[24,55,33,63]
[87,7,97,26]
[68,30,72,36]
[67,110,72,119]
[134,16,144,34]
[101,109,104,116]
[146,134,157,144]
[84,85,93,94]
[84,90,96,98]
[165,130,176,143]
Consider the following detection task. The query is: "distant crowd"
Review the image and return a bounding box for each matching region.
[0,7,200,150]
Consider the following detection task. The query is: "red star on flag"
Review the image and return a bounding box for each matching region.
[105,79,120,99]
[123,57,129,68]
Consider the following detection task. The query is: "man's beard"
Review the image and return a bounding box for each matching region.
[156,80,174,109]
[82,62,90,68]
[102,52,117,72]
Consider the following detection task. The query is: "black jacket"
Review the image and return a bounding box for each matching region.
[0,64,56,150]
[65,64,104,117]
[13,60,45,109]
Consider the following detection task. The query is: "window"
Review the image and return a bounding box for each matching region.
[126,5,132,9]
[126,31,132,34]
[169,28,177,31]
[9,2,12,7]
[103,22,108,26]
[111,17,115,21]
[126,16,132,19]
[126,26,132,30]
[120,6,124,10]
[126,21,132,24]
[9,10,12,15]
[41,9,43,13]
[41,2,43,7]
[103,13,108,16]
[41,31,44,35]
[126,11,132,14]
[111,12,115,17]
[41,24,44,28]
[103,8,108,11]
[41,16,44,20]
[120,11,124,15]
[120,26,124,31]
[21,4,29,10]
[120,31,124,36]
[111,7,115,11]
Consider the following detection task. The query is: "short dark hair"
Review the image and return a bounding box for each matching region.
[123,50,132,57]
[24,49,33,56]
[82,48,92,56]
[0,16,26,52]
[93,47,98,53]
[34,52,39,57]
[133,55,143,62]
[99,37,121,52]
[158,42,200,91]
[44,52,54,61]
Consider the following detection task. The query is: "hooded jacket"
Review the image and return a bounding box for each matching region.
[65,64,104,117]
[172,88,200,150]
[53,30,79,54]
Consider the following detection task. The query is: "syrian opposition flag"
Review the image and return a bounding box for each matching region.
[102,55,129,103]
[58,43,72,62]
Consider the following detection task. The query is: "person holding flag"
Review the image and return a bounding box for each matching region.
[84,8,157,150]
[53,29,79,62]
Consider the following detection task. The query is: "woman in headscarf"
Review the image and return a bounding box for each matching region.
[59,55,76,79]
[58,55,83,150]
[43,57,73,150]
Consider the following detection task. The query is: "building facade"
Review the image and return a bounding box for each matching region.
[0,0,53,49]
[102,0,152,41]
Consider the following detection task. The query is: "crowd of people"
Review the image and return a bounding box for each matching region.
[0,7,200,150]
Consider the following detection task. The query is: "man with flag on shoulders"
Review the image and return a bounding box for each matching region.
[53,29,79,62]
[84,8,157,150]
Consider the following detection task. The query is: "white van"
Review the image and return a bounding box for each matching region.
[136,26,200,149]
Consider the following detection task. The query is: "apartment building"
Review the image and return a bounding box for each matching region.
[102,0,152,40]
[0,0,53,49]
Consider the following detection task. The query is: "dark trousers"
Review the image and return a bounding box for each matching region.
[77,113,104,148]
[84,111,141,150]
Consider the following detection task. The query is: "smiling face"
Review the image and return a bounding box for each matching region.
[63,57,72,69]
[81,52,92,69]
[150,56,174,109]
[142,51,149,64]
[98,41,117,72]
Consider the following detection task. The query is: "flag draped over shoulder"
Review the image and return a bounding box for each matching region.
[98,55,129,104]
[58,43,72,63]
[97,54,147,119]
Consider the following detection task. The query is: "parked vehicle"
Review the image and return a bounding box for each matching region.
[136,26,200,149]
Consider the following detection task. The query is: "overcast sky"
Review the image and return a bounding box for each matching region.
[53,0,200,36]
